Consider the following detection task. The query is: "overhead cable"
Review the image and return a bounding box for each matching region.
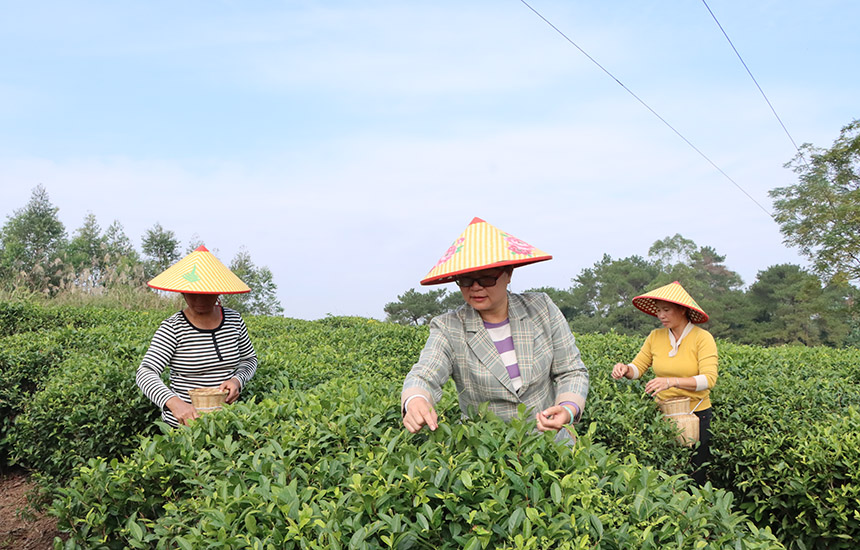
[518,0,773,218]
[700,0,810,170]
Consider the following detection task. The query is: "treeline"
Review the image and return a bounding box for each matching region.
[537,234,858,347]
[386,119,860,348]
[0,185,283,315]
[386,233,859,348]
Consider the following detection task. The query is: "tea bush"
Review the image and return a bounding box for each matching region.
[52,378,783,550]
[1,301,857,547]
[707,343,860,549]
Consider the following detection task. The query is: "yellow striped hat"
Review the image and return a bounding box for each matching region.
[147,246,251,295]
[632,281,708,323]
[420,217,551,285]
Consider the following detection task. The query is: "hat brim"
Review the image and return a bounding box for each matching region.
[632,296,709,324]
[146,246,251,294]
[146,283,250,295]
[420,256,552,285]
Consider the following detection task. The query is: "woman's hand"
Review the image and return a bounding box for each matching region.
[644,377,674,396]
[402,397,438,433]
[611,363,631,379]
[220,377,241,403]
[536,405,570,432]
[165,396,199,426]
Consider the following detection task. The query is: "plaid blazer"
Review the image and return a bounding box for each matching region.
[402,292,589,423]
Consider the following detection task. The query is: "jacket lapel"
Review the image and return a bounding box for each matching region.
[463,305,517,396]
[508,294,535,393]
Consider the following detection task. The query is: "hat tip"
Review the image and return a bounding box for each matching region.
[194,245,209,252]
[469,217,485,225]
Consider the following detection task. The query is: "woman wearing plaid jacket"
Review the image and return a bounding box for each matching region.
[401,218,589,441]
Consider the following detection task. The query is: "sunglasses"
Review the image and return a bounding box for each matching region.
[455,271,504,288]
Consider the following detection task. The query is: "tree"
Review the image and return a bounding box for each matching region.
[220,247,283,316]
[770,119,860,283]
[185,234,209,255]
[745,264,850,347]
[648,234,698,269]
[567,254,660,335]
[384,287,460,325]
[141,223,181,280]
[66,212,107,289]
[103,220,145,287]
[554,236,745,338]
[0,185,67,292]
[526,286,580,321]
[649,241,745,341]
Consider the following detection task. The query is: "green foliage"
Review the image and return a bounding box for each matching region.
[574,332,693,472]
[744,264,851,346]
[220,247,284,316]
[0,184,67,292]
[530,233,857,347]
[384,288,462,326]
[51,380,782,550]
[709,342,860,549]
[565,254,659,336]
[0,302,856,548]
[549,236,751,341]
[141,222,181,280]
[0,187,285,315]
[771,118,860,283]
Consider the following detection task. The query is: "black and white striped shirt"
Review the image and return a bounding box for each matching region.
[136,307,257,427]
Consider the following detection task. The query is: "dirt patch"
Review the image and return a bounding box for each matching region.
[0,469,63,550]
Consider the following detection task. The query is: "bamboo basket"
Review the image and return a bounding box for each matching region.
[188,387,228,414]
[656,396,699,447]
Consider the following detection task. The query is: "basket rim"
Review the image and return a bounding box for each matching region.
[656,396,691,404]
[188,387,229,396]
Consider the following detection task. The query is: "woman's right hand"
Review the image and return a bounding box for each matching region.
[611,363,630,380]
[402,397,438,433]
[165,396,200,426]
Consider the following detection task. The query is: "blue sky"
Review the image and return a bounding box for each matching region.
[1,1,858,319]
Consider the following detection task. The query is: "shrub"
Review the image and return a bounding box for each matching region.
[52,379,783,550]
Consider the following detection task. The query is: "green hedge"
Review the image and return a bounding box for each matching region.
[1,302,858,548]
[51,379,782,550]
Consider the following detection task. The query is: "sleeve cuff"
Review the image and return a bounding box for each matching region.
[694,374,708,391]
[628,363,641,379]
[403,394,430,416]
[559,401,582,423]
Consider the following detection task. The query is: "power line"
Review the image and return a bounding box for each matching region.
[517,0,773,218]
[700,0,810,170]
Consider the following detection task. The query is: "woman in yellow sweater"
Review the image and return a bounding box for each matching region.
[611,281,717,485]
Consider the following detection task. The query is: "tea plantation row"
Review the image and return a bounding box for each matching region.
[2,301,858,549]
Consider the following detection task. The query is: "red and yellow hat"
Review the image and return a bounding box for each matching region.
[420,217,551,285]
[632,281,708,323]
[147,245,251,295]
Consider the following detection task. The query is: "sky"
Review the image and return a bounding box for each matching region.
[1,1,858,320]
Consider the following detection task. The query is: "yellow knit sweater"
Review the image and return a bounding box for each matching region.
[631,325,718,412]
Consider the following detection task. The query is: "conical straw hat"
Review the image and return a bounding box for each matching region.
[147,246,251,294]
[420,217,551,285]
[632,281,708,323]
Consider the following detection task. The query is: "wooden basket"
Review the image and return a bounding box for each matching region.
[188,387,228,414]
[656,396,699,447]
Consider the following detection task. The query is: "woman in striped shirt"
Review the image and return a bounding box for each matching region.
[136,246,258,427]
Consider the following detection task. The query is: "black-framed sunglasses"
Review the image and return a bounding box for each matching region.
[456,272,504,288]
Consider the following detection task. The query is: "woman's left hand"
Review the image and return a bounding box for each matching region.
[644,377,673,396]
[535,405,570,432]
[220,378,241,403]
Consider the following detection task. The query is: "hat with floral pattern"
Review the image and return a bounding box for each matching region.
[632,281,708,323]
[420,217,551,285]
[147,245,251,294]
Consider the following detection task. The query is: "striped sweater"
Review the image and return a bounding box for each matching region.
[136,307,258,427]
